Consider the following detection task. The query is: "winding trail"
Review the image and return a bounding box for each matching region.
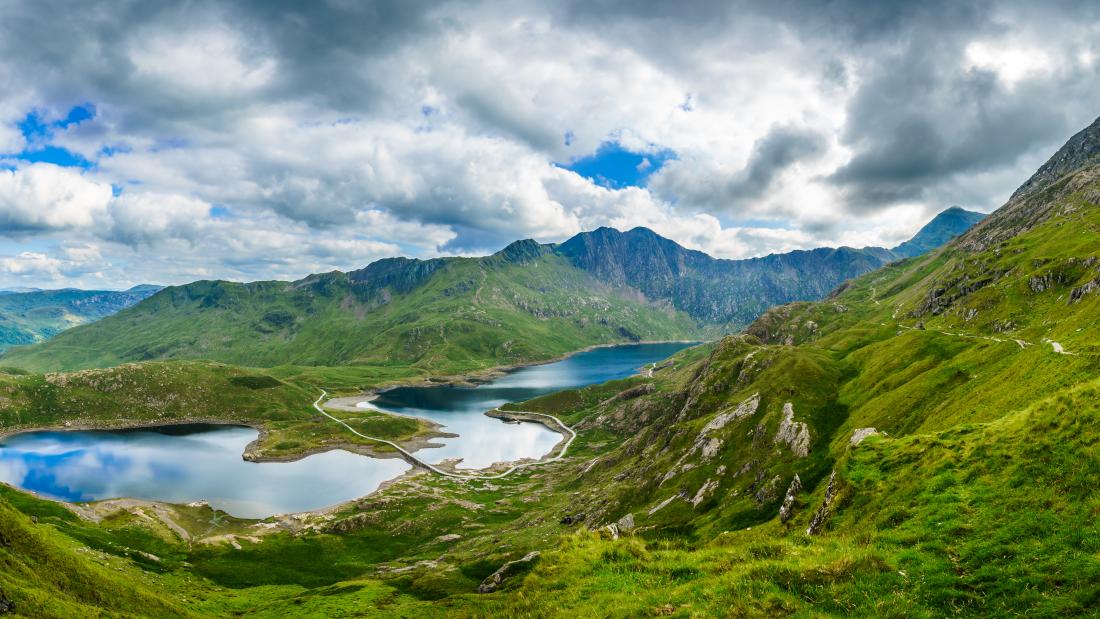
[311,390,576,480]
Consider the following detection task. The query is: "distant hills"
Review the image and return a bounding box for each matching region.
[0,285,162,352]
[0,208,981,373]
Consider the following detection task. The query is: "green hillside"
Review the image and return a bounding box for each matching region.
[1,250,703,374]
[0,286,161,352]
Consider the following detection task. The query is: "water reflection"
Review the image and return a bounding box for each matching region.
[0,342,694,517]
[371,342,693,468]
[0,424,410,518]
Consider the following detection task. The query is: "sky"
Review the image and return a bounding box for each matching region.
[0,0,1098,289]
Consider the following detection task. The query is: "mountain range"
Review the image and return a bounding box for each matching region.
[0,208,982,373]
[0,285,162,353]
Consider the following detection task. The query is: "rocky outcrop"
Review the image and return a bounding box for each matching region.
[806,470,838,536]
[753,475,782,505]
[849,427,881,446]
[691,479,719,507]
[774,403,811,457]
[600,383,655,406]
[1070,277,1100,303]
[0,590,12,615]
[478,551,541,593]
[703,393,761,433]
[616,513,635,533]
[779,475,802,523]
[661,393,760,484]
[648,493,685,516]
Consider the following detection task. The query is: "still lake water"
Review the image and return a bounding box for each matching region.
[0,342,693,518]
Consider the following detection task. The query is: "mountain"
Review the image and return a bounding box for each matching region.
[558,226,896,324]
[0,214,976,373]
[888,206,985,258]
[0,285,162,352]
[0,117,1095,617]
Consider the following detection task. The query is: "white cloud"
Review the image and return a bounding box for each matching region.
[0,0,1098,289]
[128,25,276,98]
[0,164,113,233]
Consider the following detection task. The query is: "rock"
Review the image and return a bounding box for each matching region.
[691,479,719,507]
[616,513,635,533]
[806,470,838,535]
[560,512,585,525]
[753,475,781,505]
[477,551,541,593]
[648,494,682,516]
[663,393,761,484]
[600,383,655,406]
[1069,277,1100,303]
[704,393,761,433]
[436,533,462,543]
[778,475,802,523]
[773,403,811,457]
[604,523,620,540]
[849,427,881,446]
[0,590,12,615]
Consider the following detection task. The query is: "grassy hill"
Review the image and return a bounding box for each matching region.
[0,285,160,352]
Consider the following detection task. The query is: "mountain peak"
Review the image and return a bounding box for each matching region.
[1011,115,1100,200]
[493,239,551,264]
[890,207,986,258]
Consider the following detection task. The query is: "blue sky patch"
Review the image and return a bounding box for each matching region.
[7,103,96,169]
[559,142,676,189]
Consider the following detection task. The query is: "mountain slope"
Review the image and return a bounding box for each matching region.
[889,206,985,258]
[0,214,975,373]
[557,226,896,324]
[0,285,161,352]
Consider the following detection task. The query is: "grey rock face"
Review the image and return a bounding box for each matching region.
[478,551,541,594]
[774,403,811,457]
[1011,115,1100,201]
[617,513,635,533]
[806,470,838,536]
[779,474,802,523]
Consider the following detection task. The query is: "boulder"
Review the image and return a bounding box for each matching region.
[616,513,635,533]
[477,551,541,593]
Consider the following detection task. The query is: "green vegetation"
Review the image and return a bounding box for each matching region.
[1,251,706,374]
[0,286,160,352]
[0,361,437,462]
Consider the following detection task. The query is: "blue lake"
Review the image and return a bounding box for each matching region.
[0,342,694,518]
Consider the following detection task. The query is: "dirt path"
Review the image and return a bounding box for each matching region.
[312,390,576,480]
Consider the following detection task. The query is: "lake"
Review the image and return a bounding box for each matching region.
[0,342,694,518]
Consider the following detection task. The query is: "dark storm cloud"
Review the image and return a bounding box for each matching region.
[737,126,828,199]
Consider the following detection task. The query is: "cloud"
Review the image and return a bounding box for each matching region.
[649,125,828,215]
[0,0,1098,288]
[0,164,112,233]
